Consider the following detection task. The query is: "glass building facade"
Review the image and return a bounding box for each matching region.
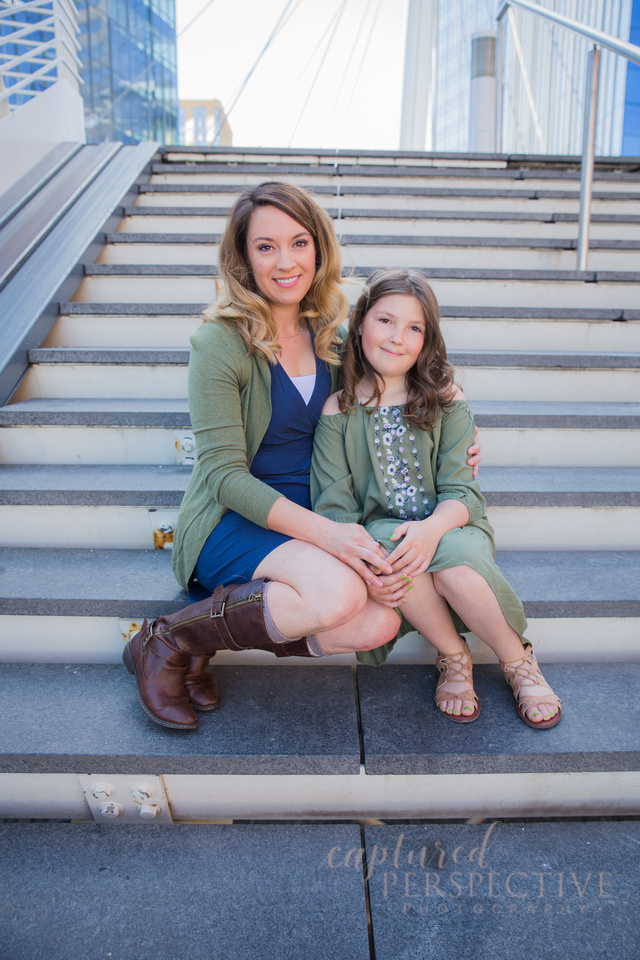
[77,0,178,144]
[622,0,640,153]
[432,0,638,156]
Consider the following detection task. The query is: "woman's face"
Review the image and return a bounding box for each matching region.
[245,205,316,316]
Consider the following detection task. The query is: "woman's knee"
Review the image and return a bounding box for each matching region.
[312,568,369,632]
[354,603,401,651]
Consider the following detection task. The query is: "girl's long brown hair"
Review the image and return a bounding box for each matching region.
[203,181,347,365]
[339,269,456,429]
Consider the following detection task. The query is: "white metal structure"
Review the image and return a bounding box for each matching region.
[0,0,81,111]
[497,1,640,270]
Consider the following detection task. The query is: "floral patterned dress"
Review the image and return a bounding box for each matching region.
[311,399,528,665]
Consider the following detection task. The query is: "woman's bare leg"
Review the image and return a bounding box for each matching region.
[397,572,478,717]
[432,565,559,723]
[252,540,400,655]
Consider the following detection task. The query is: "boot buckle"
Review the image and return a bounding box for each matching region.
[210,600,226,619]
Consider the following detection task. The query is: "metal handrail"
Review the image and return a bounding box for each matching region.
[497,0,640,271]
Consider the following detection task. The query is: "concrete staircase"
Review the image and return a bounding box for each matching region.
[1,147,639,956]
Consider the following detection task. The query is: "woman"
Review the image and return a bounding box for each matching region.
[123,181,481,730]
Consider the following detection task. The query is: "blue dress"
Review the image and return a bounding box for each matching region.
[190,353,332,600]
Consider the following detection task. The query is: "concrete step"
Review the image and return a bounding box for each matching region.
[1,465,637,552]
[126,192,640,216]
[0,663,639,821]
[1,399,638,466]
[147,165,640,195]
[13,348,640,404]
[0,821,638,960]
[94,234,640,271]
[0,822,371,958]
[0,547,637,664]
[102,215,640,247]
[67,272,640,311]
[113,211,640,241]
[42,309,640,354]
[100,229,640,275]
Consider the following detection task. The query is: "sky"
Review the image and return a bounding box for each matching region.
[175,0,409,151]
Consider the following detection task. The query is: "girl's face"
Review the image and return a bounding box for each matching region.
[246,204,316,316]
[358,293,426,382]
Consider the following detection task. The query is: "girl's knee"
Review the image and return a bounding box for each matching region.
[434,565,486,601]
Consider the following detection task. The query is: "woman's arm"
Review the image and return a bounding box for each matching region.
[453,385,481,477]
[188,323,282,526]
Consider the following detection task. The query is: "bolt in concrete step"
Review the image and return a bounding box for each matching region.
[0,822,370,958]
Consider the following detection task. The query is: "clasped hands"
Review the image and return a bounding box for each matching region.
[365,518,441,608]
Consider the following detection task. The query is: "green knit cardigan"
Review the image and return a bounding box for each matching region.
[171,319,343,589]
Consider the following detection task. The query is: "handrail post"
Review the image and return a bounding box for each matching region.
[495,8,507,153]
[577,45,600,272]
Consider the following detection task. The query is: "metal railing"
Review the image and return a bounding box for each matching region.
[497,0,640,271]
[0,0,82,110]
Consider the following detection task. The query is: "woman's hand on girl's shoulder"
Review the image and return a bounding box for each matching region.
[321,391,343,415]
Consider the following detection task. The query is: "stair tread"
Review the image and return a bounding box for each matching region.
[59,300,640,321]
[0,664,360,774]
[1,464,638,506]
[358,663,640,775]
[2,397,639,427]
[0,660,637,775]
[365,821,639,958]
[27,346,640,369]
[0,822,370,960]
[0,548,637,617]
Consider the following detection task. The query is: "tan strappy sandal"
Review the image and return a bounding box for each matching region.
[435,640,481,723]
[500,646,561,729]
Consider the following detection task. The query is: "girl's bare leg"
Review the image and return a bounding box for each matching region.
[252,540,400,655]
[398,572,478,718]
[432,565,559,723]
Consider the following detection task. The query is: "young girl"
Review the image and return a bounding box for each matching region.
[310,268,561,729]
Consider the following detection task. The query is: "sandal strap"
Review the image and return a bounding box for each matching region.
[500,647,561,710]
[435,641,478,707]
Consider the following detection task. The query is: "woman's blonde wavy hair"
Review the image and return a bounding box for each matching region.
[203,181,348,365]
[340,268,456,430]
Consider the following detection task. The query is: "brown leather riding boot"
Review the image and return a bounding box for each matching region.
[122,626,198,730]
[123,579,319,729]
[183,656,220,711]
